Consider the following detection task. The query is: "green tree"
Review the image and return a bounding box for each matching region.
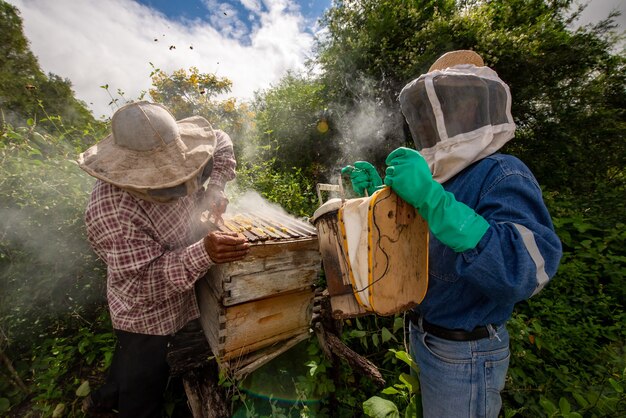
[0,1,98,133]
[148,65,253,146]
[250,72,341,182]
[317,0,625,201]
[0,1,41,122]
[470,0,625,208]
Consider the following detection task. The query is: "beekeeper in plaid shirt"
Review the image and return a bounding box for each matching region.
[78,101,249,417]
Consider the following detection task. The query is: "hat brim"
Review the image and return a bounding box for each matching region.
[429,50,484,72]
[78,116,216,191]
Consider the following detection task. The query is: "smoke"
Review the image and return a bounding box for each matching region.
[326,76,408,187]
[226,189,275,213]
[225,189,305,222]
[336,97,401,160]
[0,149,104,341]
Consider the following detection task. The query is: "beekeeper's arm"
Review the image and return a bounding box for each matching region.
[108,213,248,303]
[202,130,237,222]
[384,147,489,252]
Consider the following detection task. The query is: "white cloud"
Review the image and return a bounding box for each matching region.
[574,0,625,29]
[240,0,262,14]
[7,0,622,122]
[9,0,315,119]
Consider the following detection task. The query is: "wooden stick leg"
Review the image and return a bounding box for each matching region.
[313,321,385,388]
[181,366,231,418]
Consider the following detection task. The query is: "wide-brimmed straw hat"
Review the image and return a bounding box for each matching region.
[428,50,484,72]
[78,101,216,195]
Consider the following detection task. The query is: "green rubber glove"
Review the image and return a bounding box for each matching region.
[341,161,383,197]
[384,147,489,252]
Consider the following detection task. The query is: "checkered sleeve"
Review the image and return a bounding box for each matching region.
[109,209,213,303]
[86,183,212,304]
[207,130,236,189]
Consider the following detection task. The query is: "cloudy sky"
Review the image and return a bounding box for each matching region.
[8,0,625,120]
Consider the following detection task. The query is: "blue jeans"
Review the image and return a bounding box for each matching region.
[409,320,510,418]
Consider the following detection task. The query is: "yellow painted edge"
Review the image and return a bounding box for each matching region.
[366,192,377,310]
[367,186,390,311]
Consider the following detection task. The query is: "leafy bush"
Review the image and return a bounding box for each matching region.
[24,311,115,416]
[0,121,111,414]
[229,159,318,218]
[503,206,626,417]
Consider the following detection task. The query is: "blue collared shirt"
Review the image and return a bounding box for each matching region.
[416,153,562,331]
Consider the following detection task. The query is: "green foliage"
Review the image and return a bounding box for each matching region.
[148,65,254,145]
[367,349,421,418]
[0,123,106,336]
[0,1,100,130]
[363,396,400,418]
[230,159,318,218]
[229,340,333,417]
[476,1,626,197]
[502,200,626,417]
[250,72,341,182]
[322,315,414,416]
[0,307,114,416]
[0,122,111,415]
[28,314,115,409]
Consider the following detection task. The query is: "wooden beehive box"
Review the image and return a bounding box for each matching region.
[312,187,429,319]
[196,209,320,377]
[313,203,368,319]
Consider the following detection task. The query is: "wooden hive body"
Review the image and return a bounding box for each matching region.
[313,188,429,318]
[314,209,368,318]
[196,213,320,377]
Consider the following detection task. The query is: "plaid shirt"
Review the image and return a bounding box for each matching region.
[85,130,236,335]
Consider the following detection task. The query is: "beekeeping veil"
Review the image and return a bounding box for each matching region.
[399,50,515,182]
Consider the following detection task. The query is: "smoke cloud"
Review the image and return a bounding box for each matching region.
[0,159,104,342]
[324,75,408,189]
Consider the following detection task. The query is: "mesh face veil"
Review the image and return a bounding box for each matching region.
[399,65,516,182]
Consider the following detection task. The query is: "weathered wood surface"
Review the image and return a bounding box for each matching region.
[167,321,230,418]
[167,320,213,377]
[368,187,429,315]
[181,366,230,418]
[197,276,314,362]
[229,332,310,381]
[170,292,385,418]
[313,322,385,388]
[314,213,368,319]
[220,288,313,359]
[311,292,385,388]
[196,236,320,372]
[223,265,318,306]
[179,210,386,417]
[314,189,429,317]
[196,279,224,361]
[204,239,320,306]
[328,293,368,319]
